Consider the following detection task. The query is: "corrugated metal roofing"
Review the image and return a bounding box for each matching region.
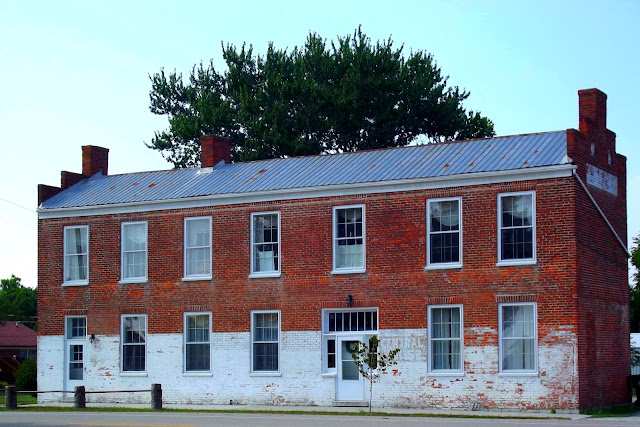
[40,131,568,209]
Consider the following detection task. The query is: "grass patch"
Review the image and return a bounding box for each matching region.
[0,405,569,419]
[0,393,38,406]
[581,404,640,417]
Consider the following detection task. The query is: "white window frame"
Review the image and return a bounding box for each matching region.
[65,315,87,340]
[63,225,89,286]
[249,211,281,278]
[120,221,148,283]
[427,304,464,374]
[250,310,281,375]
[497,191,536,266]
[498,302,538,375]
[332,204,366,274]
[183,217,212,280]
[183,312,212,374]
[426,197,463,269]
[321,308,378,375]
[120,314,147,374]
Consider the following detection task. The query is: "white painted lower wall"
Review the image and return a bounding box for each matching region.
[38,328,578,410]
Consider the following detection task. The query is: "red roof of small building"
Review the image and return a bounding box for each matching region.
[0,322,37,348]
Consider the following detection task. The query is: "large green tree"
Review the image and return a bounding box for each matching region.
[0,275,37,330]
[148,28,495,167]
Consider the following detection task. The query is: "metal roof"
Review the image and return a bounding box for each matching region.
[40,131,568,209]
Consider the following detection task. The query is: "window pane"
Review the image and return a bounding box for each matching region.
[123,344,145,371]
[253,343,278,371]
[67,317,87,339]
[124,251,146,279]
[123,224,146,251]
[186,343,210,371]
[186,247,211,276]
[186,219,210,247]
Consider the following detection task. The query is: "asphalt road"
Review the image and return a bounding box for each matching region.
[0,412,639,427]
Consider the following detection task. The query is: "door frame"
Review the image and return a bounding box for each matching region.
[64,316,87,395]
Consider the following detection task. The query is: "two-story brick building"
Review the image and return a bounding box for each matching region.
[36,89,629,410]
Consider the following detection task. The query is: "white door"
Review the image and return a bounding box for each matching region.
[64,341,85,394]
[336,336,364,401]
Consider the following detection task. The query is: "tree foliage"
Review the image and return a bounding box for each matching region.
[351,335,400,412]
[148,27,495,167]
[0,275,37,329]
[631,234,640,333]
[15,356,37,391]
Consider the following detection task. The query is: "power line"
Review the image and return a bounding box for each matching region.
[0,197,36,214]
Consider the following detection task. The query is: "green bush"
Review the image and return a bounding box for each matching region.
[15,356,36,391]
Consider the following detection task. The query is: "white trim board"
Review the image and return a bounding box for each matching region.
[38,165,576,219]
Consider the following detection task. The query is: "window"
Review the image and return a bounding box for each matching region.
[250,212,280,276]
[184,313,211,372]
[64,226,89,285]
[66,316,87,339]
[184,217,211,279]
[322,309,378,374]
[498,192,535,264]
[428,305,463,373]
[121,315,147,372]
[332,205,365,273]
[121,222,147,282]
[427,198,462,268]
[251,311,280,373]
[499,303,537,373]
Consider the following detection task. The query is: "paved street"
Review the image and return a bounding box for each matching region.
[0,411,639,427]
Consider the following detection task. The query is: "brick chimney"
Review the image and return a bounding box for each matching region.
[200,135,231,168]
[82,145,109,176]
[578,88,607,137]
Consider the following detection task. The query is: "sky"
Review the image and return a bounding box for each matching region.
[1,0,638,288]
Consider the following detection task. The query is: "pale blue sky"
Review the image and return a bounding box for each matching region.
[1,0,638,287]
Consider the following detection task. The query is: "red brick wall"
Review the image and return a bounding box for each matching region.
[38,177,584,408]
[567,110,629,409]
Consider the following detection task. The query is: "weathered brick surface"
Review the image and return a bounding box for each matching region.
[37,90,629,410]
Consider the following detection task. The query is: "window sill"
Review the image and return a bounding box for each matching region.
[119,279,148,285]
[182,276,212,282]
[424,264,462,271]
[321,372,337,378]
[331,268,366,275]
[498,372,538,377]
[62,281,89,287]
[183,372,213,377]
[496,259,536,267]
[249,372,282,377]
[249,272,281,279]
[119,372,148,377]
[428,371,465,377]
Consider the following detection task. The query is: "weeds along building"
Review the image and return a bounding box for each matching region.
[36,89,629,410]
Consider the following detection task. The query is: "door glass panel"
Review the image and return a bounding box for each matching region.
[69,344,83,380]
[341,340,359,381]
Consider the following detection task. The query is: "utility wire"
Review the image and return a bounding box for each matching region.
[0,196,36,213]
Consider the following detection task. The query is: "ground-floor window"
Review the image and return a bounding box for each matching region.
[184,312,211,372]
[428,304,463,373]
[251,310,280,373]
[499,302,537,373]
[322,308,378,374]
[121,314,147,372]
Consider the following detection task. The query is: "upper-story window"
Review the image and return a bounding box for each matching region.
[250,212,280,277]
[427,197,462,269]
[499,302,537,373]
[498,191,535,264]
[332,205,365,273]
[64,225,89,285]
[121,221,148,283]
[184,217,212,280]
